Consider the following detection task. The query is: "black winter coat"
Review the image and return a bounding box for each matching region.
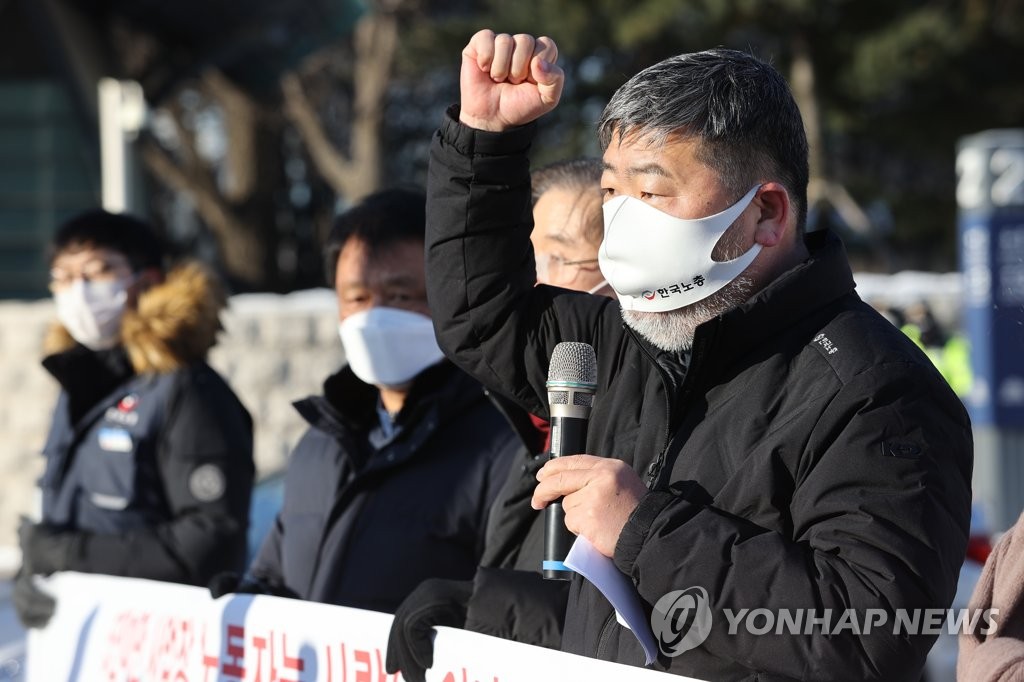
[40,350,253,584]
[37,264,254,586]
[247,361,520,613]
[423,109,973,681]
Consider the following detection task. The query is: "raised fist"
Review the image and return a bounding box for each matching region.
[459,30,564,132]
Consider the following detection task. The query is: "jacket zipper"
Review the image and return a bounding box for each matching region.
[625,326,677,488]
[626,325,716,489]
[591,326,717,660]
[596,610,618,660]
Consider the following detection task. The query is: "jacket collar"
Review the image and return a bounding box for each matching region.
[42,345,135,424]
[691,230,856,374]
[42,261,225,375]
[623,231,855,395]
[294,360,484,440]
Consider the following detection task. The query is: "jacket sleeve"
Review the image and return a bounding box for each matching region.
[958,509,1024,681]
[245,513,288,591]
[65,367,255,585]
[465,567,569,649]
[613,363,973,681]
[426,106,616,418]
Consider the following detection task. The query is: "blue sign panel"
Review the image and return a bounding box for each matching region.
[958,129,1024,426]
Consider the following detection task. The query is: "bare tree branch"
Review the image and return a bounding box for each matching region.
[141,139,265,285]
[282,7,401,202]
[281,71,358,194]
[819,180,873,236]
[165,97,207,181]
[203,69,260,202]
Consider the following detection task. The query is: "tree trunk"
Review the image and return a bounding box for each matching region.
[282,7,399,202]
[141,71,285,291]
[790,34,873,239]
[789,34,825,210]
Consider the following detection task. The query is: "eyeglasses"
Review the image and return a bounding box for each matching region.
[535,252,601,286]
[49,257,132,292]
[538,253,599,270]
[555,257,598,267]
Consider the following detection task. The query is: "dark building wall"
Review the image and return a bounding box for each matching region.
[0,1,100,299]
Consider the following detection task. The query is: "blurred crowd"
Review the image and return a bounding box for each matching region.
[876,300,972,398]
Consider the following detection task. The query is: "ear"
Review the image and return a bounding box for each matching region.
[136,267,164,290]
[751,183,792,248]
[127,267,164,308]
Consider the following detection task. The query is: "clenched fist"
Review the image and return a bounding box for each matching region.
[459,30,564,132]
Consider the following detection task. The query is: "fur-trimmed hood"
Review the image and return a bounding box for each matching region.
[43,261,227,373]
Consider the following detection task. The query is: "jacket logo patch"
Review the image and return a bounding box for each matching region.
[90,492,129,510]
[883,441,922,459]
[117,394,140,412]
[812,333,839,355]
[97,427,134,453]
[105,393,140,426]
[189,464,226,502]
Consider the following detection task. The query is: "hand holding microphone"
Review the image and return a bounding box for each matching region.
[533,342,647,561]
[541,342,596,579]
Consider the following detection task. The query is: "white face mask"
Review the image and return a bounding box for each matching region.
[338,307,445,388]
[598,185,762,313]
[54,278,131,350]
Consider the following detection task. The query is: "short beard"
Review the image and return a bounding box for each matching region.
[621,276,754,353]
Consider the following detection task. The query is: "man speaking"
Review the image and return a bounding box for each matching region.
[418,30,973,681]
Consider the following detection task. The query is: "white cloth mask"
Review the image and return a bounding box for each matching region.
[338,307,445,388]
[598,185,762,312]
[54,278,131,350]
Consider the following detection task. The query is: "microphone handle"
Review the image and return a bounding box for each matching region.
[543,414,588,580]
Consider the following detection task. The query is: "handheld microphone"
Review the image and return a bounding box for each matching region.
[543,341,597,580]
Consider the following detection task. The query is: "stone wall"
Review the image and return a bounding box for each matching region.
[0,289,341,551]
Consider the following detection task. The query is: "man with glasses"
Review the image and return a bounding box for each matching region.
[14,209,254,629]
[529,158,611,297]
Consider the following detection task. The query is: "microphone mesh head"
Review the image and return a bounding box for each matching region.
[547,342,597,387]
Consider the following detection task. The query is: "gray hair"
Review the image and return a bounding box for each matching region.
[531,158,604,246]
[598,49,809,232]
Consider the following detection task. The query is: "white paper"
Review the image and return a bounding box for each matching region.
[563,536,659,665]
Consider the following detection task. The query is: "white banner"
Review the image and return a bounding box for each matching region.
[26,572,697,682]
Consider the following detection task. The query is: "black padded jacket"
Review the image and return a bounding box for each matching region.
[422,108,973,681]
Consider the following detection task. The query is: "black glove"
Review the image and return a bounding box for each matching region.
[385,578,473,682]
[208,571,244,598]
[207,571,298,600]
[18,518,78,576]
[13,570,56,629]
[464,567,569,649]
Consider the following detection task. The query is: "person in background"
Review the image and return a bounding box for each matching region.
[958,507,1024,681]
[898,301,973,398]
[15,210,254,629]
[215,187,520,613]
[387,159,612,681]
[483,156,612,571]
[530,158,611,297]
